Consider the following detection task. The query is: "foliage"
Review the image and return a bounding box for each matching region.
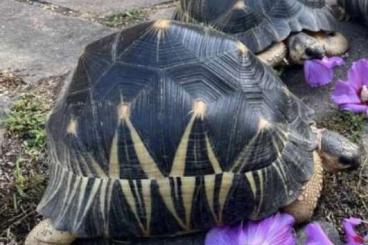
[4,94,47,152]
[319,111,366,143]
[101,10,146,28]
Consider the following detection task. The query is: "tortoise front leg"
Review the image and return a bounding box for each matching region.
[256,42,287,67]
[283,152,324,223]
[25,219,76,245]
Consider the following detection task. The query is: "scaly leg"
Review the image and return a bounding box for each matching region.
[283,152,323,223]
[25,219,76,245]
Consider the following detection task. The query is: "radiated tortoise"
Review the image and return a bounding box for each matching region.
[26,20,361,244]
[174,0,350,65]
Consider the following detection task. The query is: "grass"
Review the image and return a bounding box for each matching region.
[0,92,50,242]
[319,111,366,143]
[315,111,368,237]
[4,94,48,201]
[4,93,48,197]
[101,9,147,28]
[5,94,47,154]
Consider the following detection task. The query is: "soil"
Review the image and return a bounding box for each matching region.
[0,71,65,244]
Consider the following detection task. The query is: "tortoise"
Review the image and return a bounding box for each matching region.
[26,20,361,244]
[174,0,350,65]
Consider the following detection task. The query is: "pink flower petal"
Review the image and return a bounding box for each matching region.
[321,56,345,68]
[340,103,368,114]
[304,60,333,87]
[304,57,344,87]
[205,213,296,245]
[331,80,361,105]
[331,58,368,115]
[242,213,296,245]
[304,223,334,245]
[205,226,243,245]
[343,217,365,245]
[348,59,368,90]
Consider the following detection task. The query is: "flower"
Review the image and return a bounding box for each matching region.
[304,56,345,87]
[304,223,334,245]
[331,59,368,115]
[205,213,296,245]
[343,217,366,245]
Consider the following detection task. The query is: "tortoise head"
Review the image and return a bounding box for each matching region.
[317,129,361,172]
[288,32,326,64]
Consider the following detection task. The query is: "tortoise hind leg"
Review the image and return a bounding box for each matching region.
[283,152,323,224]
[25,219,76,245]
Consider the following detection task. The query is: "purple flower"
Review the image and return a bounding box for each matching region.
[304,57,345,87]
[304,223,334,245]
[332,59,368,115]
[205,213,296,245]
[343,217,365,245]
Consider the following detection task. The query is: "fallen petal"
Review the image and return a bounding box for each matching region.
[304,223,334,245]
[343,217,365,245]
[348,59,368,90]
[304,60,334,87]
[304,56,345,87]
[321,56,345,68]
[205,226,243,245]
[205,213,296,245]
[242,213,296,245]
[340,103,368,114]
[331,80,361,105]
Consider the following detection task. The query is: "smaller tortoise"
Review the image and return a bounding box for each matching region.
[174,0,350,65]
[26,20,360,244]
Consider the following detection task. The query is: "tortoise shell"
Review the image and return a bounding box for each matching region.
[38,20,317,239]
[174,0,336,53]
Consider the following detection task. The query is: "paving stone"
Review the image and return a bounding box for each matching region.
[0,0,113,84]
[47,0,172,15]
[282,21,368,121]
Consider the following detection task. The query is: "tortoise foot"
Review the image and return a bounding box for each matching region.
[25,219,76,245]
[283,152,323,223]
[257,42,287,66]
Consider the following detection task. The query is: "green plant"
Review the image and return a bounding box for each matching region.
[14,158,26,198]
[319,111,366,143]
[12,156,46,211]
[101,9,146,27]
[5,94,47,151]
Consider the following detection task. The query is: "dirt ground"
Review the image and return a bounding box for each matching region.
[0,72,64,244]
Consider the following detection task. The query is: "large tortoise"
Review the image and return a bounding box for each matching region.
[26,20,360,244]
[174,0,350,65]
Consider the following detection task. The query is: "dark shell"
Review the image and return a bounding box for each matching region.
[339,0,368,23]
[174,0,336,53]
[38,21,317,239]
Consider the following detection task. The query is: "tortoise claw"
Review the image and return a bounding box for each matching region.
[25,219,76,245]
